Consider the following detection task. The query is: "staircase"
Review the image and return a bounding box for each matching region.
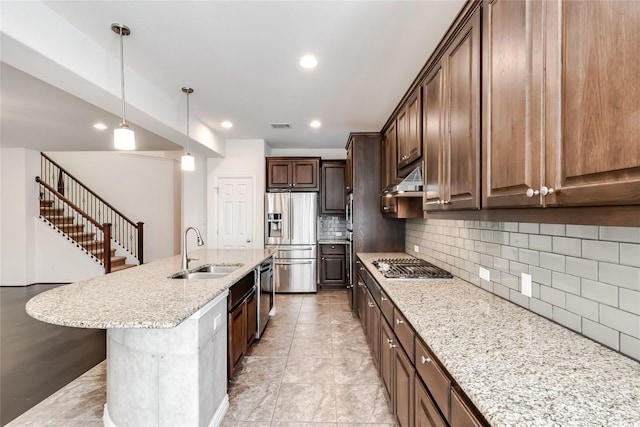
[39,199,135,273]
[36,153,144,274]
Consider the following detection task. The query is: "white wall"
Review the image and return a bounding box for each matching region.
[0,148,39,285]
[34,219,103,282]
[47,151,180,262]
[207,139,267,248]
[182,154,209,251]
[268,147,346,159]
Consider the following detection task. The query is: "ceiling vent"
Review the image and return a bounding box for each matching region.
[270,123,291,129]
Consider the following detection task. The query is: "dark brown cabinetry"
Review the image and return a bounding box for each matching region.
[318,243,346,287]
[345,145,353,193]
[397,89,423,172]
[450,387,484,427]
[380,317,395,401]
[483,0,640,208]
[266,157,320,191]
[395,343,415,427]
[320,161,346,214]
[424,7,480,211]
[381,124,399,215]
[415,377,447,427]
[228,271,257,380]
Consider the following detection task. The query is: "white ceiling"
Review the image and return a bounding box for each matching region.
[1,0,465,153]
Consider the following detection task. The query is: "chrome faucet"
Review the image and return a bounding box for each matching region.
[182,226,205,270]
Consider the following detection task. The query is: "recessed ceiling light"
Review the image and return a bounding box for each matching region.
[93,123,108,130]
[299,54,318,69]
[221,121,233,129]
[310,120,321,128]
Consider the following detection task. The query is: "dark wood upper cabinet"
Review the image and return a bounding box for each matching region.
[320,161,346,214]
[484,0,640,209]
[398,89,423,172]
[266,157,320,191]
[544,0,640,207]
[345,144,354,193]
[424,7,480,211]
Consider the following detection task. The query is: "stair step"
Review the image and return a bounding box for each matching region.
[45,215,75,225]
[40,207,64,215]
[68,231,96,242]
[58,223,85,233]
[40,199,54,207]
[111,256,127,267]
[90,247,116,258]
[110,264,135,273]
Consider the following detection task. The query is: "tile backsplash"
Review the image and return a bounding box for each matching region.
[406,219,640,362]
[318,215,347,240]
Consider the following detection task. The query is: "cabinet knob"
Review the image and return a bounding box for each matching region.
[525,188,540,197]
[321,257,325,260]
[292,183,296,187]
[396,319,404,325]
[387,338,393,344]
[421,355,431,364]
[368,302,375,308]
[540,186,555,196]
[331,245,335,249]
[381,296,387,301]
[442,200,450,205]
[383,206,390,211]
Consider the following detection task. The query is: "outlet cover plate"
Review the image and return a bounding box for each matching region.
[414,245,419,253]
[521,273,532,297]
[479,267,490,281]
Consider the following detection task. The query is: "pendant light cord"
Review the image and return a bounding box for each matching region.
[186,90,190,154]
[119,28,127,126]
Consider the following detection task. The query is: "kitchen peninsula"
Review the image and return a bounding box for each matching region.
[26,248,275,427]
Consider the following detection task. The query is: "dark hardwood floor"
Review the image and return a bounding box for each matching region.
[0,284,106,425]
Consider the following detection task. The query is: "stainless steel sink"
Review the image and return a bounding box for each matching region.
[169,263,244,280]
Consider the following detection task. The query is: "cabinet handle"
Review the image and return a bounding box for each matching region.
[442,200,450,205]
[292,183,296,187]
[396,319,403,325]
[388,339,396,349]
[321,257,325,260]
[331,245,335,249]
[381,296,387,301]
[540,186,555,196]
[421,355,431,364]
[368,302,375,308]
[525,188,540,198]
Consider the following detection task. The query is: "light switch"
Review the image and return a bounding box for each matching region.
[414,245,420,253]
[521,273,532,297]
[479,267,490,282]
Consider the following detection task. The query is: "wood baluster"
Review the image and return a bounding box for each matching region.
[137,221,144,264]
[57,168,64,196]
[103,223,112,274]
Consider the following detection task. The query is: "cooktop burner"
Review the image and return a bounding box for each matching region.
[373,257,453,279]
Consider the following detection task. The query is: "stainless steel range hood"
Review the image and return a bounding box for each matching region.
[381,162,424,197]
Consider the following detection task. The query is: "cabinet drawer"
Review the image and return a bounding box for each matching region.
[415,339,451,421]
[380,290,394,325]
[451,387,484,427]
[393,309,414,363]
[320,243,346,255]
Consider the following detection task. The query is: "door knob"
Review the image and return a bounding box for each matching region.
[246,239,251,243]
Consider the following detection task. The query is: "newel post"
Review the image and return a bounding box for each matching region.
[103,223,112,274]
[137,222,144,265]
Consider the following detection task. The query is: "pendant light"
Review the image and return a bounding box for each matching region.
[181,87,195,171]
[111,23,135,150]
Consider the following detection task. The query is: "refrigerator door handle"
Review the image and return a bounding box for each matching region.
[277,247,314,251]
[289,195,294,241]
[275,260,313,266]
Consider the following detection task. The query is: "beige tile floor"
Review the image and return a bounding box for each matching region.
[7,291,395,426]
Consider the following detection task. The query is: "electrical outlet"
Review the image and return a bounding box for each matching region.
[521,273,532,297]
[479,267,491,281]
[414,245,420,253]
[335,231,343,237]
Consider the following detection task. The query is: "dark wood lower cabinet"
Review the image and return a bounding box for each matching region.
[245,291,256,347]
[450,387,484,427]
[394,344,415,427]
[228,301,246,379]
[415,377,447,427]
[380,319,395,401]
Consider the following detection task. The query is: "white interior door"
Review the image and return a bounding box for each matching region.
[217,177,254,249]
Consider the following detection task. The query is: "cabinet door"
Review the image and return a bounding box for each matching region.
[380,319,395,402]
[544,0,640,206]
[345,142,354,192]
[423,64,446,211]
[246,291,256,347]
[369,294,381,370]
[397,109,408,169]
[482,0,544,207]
[405,88,423,168]
[267,159,292,189]
[321,161,346,214]
[415,377,447,427]
[444,9,481,210]
[383,122,399,188]
[450,388,483,427]
[228,303,246,379]
[394,345,415,427]
[320,255,346,284]
[292,159,319,190]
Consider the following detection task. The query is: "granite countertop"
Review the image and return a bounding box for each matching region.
[26,249,275,329]
[358,252,640,427]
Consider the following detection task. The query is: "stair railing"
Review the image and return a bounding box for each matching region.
[38,153,144,272]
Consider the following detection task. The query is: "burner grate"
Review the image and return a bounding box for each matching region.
[373,257,452,279]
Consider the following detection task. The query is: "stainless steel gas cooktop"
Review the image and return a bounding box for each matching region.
[373,257,453,279]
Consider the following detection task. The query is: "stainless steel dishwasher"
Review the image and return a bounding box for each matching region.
[255,257,274,338]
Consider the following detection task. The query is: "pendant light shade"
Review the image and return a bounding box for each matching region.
[181,87,195,171]
[112,23,135,150]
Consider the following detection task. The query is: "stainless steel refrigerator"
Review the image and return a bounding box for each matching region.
[265,192,317,293]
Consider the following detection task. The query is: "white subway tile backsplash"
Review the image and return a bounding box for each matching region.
[407,218,640,361]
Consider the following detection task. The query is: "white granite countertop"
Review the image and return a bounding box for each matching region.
[26,249,275,329]
[358,252,640,427]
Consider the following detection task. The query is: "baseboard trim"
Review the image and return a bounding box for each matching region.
[209,394,229,427]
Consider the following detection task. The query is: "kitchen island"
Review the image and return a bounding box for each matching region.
[26,248,275,427]
[358,252,640,426]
